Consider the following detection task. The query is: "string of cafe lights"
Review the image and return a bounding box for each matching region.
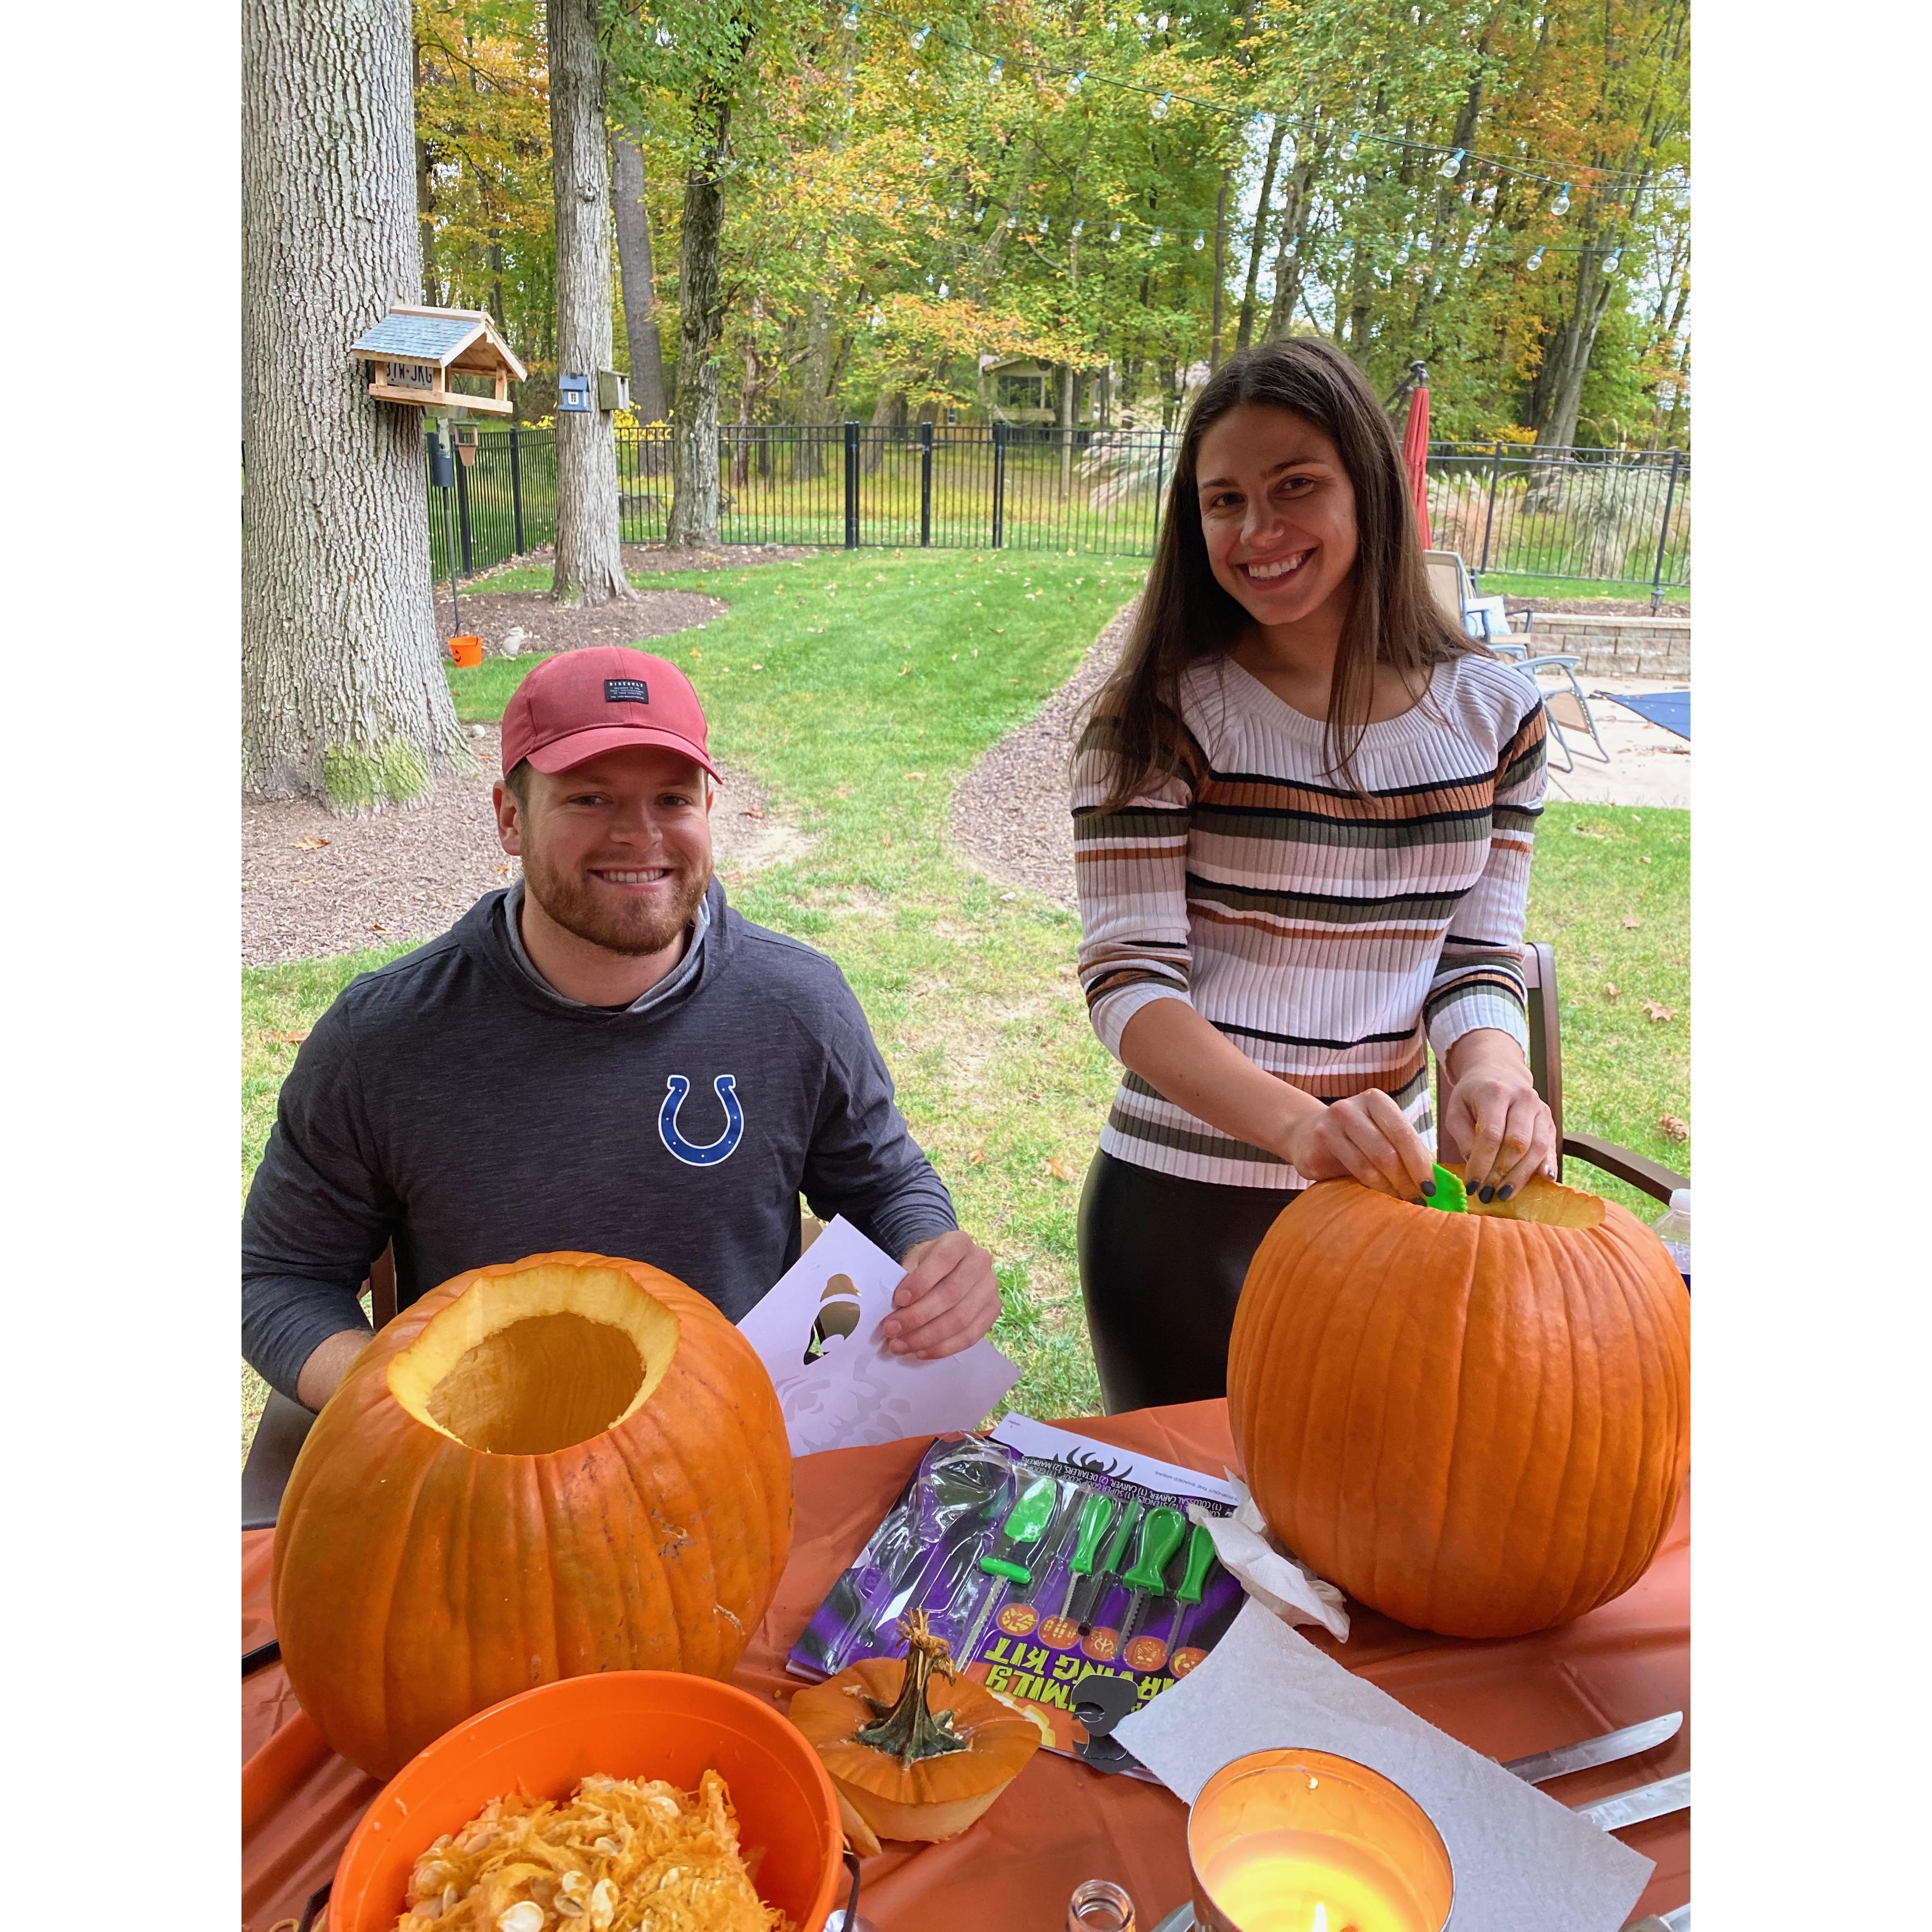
[844,0,1655,202]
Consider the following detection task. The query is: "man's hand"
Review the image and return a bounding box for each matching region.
[881,1231,1001,1359]
[294,1326,374,1412]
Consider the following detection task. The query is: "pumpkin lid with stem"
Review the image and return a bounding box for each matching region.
[789,1611,1043,1850]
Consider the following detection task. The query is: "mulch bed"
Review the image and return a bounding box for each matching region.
[435,541,826,658]
[432,585,730,659]
[945,604,1138,910]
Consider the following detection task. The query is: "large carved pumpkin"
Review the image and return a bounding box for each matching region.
[1227,1176,1689,1640]
[272,1252,794,1778]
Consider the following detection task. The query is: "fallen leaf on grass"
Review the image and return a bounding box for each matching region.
[882,833,893,847]
[1644,1001,1678,1023]
[293,835,331,851]
[1659,1114,1690,1142]
[1042,1157,1075,1182]
[1622,917,1641,929]
[367,922,386,933]
[268,1030,310,1044]
[741,804,767,820]
[903,771,927,782]
[1603,983,1620,1000]
[967,1149,987,1166]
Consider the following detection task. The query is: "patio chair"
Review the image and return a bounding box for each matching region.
[1437,940,1689,1206]
[1421,549,1610,772]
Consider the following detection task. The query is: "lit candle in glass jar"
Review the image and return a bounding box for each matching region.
[1187,1751,1453,1932]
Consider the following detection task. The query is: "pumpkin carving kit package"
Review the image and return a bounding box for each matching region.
[788,1415,1250,1774]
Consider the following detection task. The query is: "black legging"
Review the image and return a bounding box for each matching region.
[1076,1147,1302,1413]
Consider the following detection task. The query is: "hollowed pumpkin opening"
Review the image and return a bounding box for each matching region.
[387,1263,681,1454]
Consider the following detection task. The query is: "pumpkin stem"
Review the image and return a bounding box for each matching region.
[853,1610,971,1767]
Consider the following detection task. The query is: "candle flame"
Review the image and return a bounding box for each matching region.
[1312,1908,1327,1932]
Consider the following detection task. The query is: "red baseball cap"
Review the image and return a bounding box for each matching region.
[500,646,718,780]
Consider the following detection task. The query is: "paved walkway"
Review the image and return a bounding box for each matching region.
[1544,675,1691,809]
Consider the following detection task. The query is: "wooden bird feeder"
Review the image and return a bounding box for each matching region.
[350,305,527,418]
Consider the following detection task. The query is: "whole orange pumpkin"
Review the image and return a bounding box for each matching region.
[1227,1176,1689,1640]
[271,1252,794,1779]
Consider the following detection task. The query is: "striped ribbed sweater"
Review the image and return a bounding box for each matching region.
[1072,650,1548,1189]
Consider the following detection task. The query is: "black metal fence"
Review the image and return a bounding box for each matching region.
[428,423,1689,599]
[1424,441,1689,601]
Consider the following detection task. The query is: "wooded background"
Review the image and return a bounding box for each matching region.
[415,0,1689,452]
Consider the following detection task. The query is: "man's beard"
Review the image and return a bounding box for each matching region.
[521,848,710,956]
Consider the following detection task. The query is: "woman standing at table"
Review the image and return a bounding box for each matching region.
[1072,338,1554,1412]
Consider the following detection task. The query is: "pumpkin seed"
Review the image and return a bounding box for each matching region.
[497,1905,544,1932]
[555,1902,585,1921]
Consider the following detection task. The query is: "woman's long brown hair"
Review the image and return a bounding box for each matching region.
[1090,336,1478,810]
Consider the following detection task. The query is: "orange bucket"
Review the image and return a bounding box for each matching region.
[327,1671,848,1932]
[447,634,484,668]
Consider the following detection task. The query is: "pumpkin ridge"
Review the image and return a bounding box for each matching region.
[1529,1225,1598,1630]
[362,1431,447,1776]
[1418,1211,1484,1633]
[1343,1202,1444,1616]
[1544,1232,1600,1627]
[680,1332,784,1644]
[1280,1191,1371,1567]
[1592,1224,1683,1606]
[1579,1222,1655,1620]
[609,1385,714,1673]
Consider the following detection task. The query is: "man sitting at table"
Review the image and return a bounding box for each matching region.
[243,646,1000,1412]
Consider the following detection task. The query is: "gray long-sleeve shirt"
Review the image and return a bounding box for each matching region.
[242,880,957,1401]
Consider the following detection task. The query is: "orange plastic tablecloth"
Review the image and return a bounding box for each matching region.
[242,1401,1689,1931]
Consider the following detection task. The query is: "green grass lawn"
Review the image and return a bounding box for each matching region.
[243,547,1688,1453]
[1474,569,1689,606]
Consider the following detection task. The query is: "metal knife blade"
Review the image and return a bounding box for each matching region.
[1503,1712,1684,1785]
[1573,1771,1690,1833]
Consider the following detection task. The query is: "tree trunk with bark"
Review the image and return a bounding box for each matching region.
[1529,244,1620,449]
[793,293,834,479]
[1265,143,1322,339]
[612,128,669,423]
[1236,118,1285,351]
[1209,170,1231,369]
[242,0,462,810]
[546,0,630,603]
[668,10,752,549]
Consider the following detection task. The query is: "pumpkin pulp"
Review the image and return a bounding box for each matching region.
[386,1261,680,1454]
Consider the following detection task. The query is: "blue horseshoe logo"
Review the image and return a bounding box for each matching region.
[658,1074,744,1167]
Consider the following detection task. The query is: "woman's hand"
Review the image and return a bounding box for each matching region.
[1283,1088,1439,1200]
[1442,1032,1558,1201]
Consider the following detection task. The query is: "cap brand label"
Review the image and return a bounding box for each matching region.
[603,678,650,704]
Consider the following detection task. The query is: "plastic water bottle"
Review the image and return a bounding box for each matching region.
[1652,1188,1690,1289]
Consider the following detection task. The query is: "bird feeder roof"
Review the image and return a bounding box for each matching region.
[351,305,528,381]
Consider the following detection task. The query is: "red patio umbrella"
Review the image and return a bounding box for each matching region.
[1400,360,1433,549]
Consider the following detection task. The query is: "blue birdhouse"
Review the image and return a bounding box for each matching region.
[557,373,593,414]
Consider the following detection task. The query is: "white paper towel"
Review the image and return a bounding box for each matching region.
[1113,1599,1655,1932]
[1184,1480,1351,1642]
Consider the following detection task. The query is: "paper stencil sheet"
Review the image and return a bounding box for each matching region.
[735,1216,1019,1455]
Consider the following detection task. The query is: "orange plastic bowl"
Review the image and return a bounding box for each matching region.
[328,1670,847,1932]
